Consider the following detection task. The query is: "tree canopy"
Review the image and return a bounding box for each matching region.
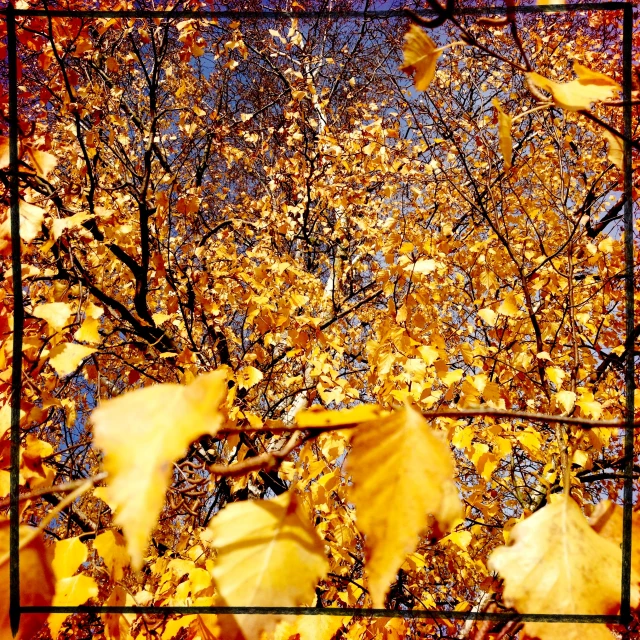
[1,1,639,639]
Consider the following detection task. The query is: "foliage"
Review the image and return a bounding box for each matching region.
[0,0,639,639]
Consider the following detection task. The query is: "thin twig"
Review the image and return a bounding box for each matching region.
[0,472,107,508]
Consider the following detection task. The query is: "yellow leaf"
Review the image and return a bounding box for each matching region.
[92,369,228,569]
[527,62,620,111]
[576,390,602,419]
[49,574,99,639]
[546,366,566,387]
[478,308,497,326]
[52,537,87,580]
[399,25,441,92]
[347,404,461,607]
[50,213,94,245]
[74,317,101,344]
[497,293,520,317]
[237,365,263,390]
[439,368,464,387]
[33,302,73,332]
[94,530,130,581]
[48,343,96,376]
[417,344,440,366]
[493,99,512,169]
[602,130,623,170]
[296,404,386,429]
[589,500,640,575]
[555,390,576,413]
[0,199,45,249]
[207,491,329,640]
[273,613,348,640]
[489,496,637,640]
[1,520,55,640]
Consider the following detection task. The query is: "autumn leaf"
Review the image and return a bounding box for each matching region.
[589,499,640,576]
[492,100,513,169]
[91,369,229,569]
[399,25,441,92]
[48,342,96,376]
[347,403,461,607]
[94,530,130,581]
[478,307,497,326]
[33,302,74,332]
[206,490,329,640]
[273,613,348,640]
[489,495,638,640]
[237,365,263,390]
[49,537,99,639]
[527,62,620,111]
[1,520,56,640]
[602,130,623,170]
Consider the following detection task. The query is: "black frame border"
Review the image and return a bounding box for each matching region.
[2,1,636,635]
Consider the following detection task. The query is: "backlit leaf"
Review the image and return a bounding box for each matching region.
[527,62,620,111]
[489,496,637,640]
[48,343,96,376]
[399,26,441,92]
[493,100,513,169]
[33,302,74,332]
[92,369,229,569]
[1,520,55,640]
[207,490,329,639]
[347,404,461,607]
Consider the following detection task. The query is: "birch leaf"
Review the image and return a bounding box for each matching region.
[603,130,623,170]
[33,302,74,332]
[48,343,96,376]
[347,404,461,607]
[527,62,620,111]
[207,490,329,640]
[92,369,229,569]
[589,500,640,575]
[493,99,513,169]
[489,496,638,640]
[400,25,441,92]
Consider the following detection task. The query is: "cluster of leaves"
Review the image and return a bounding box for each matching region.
[0,0,639,638]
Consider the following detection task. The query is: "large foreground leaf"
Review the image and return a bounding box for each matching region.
[92,369,228,569]
[206,490,329,640]
[489,495,638,640]
[347,404,462,607]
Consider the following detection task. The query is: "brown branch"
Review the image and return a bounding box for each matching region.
[206,431,304,477]
[0,472,107,508]
[218,408,640,434]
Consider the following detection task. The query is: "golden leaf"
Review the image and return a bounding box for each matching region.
[74,317,101,344]
[49,537,99,639]
[546,366,566,388]
[527,62,620,111]
[347,404,461,607]
[497,293,520,317]
[48,343,96,376]
[273,613,348,640]
[237,365,263,390]
[25,147,57,178]
[1,520,55,640]
[602,130,623,170]
[33,302,74,332]
[399,25,441,92]
[206,490,329,640]
[489,496,638,640]
[555,390,576,413]
[478,307,497,326]
[493,100,512,169]
[589,500,640,575]
[92,369,228,569]
[94,530,130,582]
